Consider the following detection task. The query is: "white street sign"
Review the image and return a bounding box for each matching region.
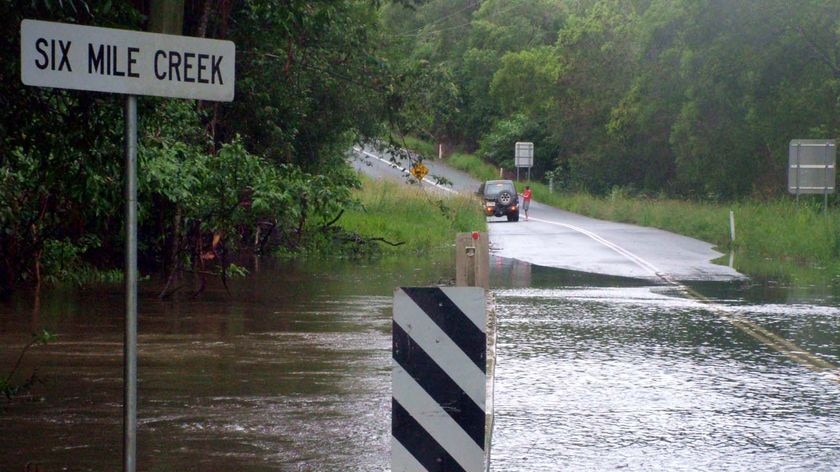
[21,19,235,101]
[788,139,835,195]
[514,141,533,168]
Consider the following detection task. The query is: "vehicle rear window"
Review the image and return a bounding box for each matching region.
[484,181,516,199]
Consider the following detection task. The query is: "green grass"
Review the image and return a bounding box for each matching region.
[400,136,501,181]
[447,152,501,182]
[399,136,437,160]
[404,137,840,286]
[340,176,487,255]
[526,181,840,285]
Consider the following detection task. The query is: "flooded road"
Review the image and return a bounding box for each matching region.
[490,259,840,471]
[2,256,839,471]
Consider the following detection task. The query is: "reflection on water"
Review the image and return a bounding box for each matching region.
[490,257,840,471]
[0,257,453,471]
[3,254,839,471]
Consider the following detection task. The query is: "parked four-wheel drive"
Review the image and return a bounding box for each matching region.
[479,179,520,222]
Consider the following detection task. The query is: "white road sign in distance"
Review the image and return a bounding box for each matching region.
[21,19,234,101]
[788,139,836,195]
[515,141,533,168]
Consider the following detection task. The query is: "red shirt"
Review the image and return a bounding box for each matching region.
[522,188,532,201]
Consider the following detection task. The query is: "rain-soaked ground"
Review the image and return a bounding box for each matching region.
[2,256,840,471]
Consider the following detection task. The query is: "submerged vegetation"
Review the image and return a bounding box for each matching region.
[1,330,55,400]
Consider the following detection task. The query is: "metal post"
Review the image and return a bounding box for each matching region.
[729,210,735,243]
[825,143,830,213]
[124,95,138,472]
[795,143,801,204]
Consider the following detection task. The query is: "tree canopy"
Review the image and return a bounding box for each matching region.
[3,0,840,289]
[382,0,840,198]
[0,0,415,289]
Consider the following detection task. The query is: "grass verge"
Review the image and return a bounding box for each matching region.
[426,139,840,286]
[447,152,500,182]
[339,176,487,256]
[542,189,840,286]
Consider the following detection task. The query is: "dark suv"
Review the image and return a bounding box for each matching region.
[479,179,520,222]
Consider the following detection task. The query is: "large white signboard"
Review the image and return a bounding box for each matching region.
[514,141,533,168]
[21,19,235,101]
[788,139,835,195]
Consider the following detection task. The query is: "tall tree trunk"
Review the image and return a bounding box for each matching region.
[148,0,185,35]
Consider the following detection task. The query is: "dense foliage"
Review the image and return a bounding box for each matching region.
[382,0,840,198]
[5,0,839,289]
[0,0,418,290]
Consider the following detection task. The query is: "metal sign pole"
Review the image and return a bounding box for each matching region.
[20,21,236,471]
[825,143,830,213]
[124,95,138,472]
[795,143,801,204]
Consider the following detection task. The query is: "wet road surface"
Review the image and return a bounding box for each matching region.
[353,147,840,470]
[489,260,840,471]
[351,145,743,282]
[2,257,839,471]
[1,152,837,470]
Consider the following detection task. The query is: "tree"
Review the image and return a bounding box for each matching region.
[0,0,418,289]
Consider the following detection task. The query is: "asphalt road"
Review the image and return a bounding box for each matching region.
[351,145,743,282]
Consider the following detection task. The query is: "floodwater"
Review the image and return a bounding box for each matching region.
[1,256,839,471]
[0,257,446,472]
[490,259,840,471]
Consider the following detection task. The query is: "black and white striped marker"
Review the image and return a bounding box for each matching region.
[392,287,486,472]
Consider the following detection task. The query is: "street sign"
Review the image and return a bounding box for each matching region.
[20,19,236,472]
[410,162,429,181]
[788,139,835,195]
[514,141,533,168]
[21,19,235,101]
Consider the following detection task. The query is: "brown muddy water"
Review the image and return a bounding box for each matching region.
[0,257,451,472]
[2,256,840,471]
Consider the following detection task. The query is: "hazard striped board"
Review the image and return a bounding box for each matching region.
[392,287,486,472]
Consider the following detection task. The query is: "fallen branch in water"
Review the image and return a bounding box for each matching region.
[366,237,405,247]
[2,330,54,400]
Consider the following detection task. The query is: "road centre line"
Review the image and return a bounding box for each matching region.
[353,147,839,383]
[529,217,664,279]
[529,216,840,383]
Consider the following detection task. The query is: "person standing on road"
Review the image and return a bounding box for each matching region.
[522,185,532,220]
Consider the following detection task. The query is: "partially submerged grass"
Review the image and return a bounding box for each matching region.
[529,181,840,285]
[340,176,486,255]
[417,137,840,286]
